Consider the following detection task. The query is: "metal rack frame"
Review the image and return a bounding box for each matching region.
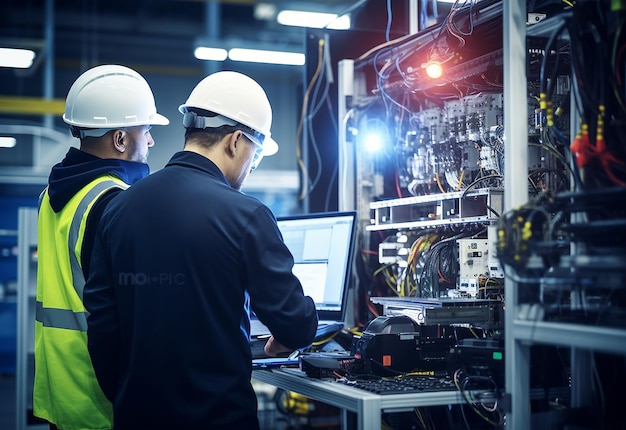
[503,3,626,428]
[252,368,471,430]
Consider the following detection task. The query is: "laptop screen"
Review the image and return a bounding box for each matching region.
[277,211,357,322]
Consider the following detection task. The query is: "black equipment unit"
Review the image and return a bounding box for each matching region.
[447,337,505,388]
[351,315,454,376]
[299,352,359,379]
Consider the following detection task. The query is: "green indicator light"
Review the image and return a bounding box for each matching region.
[493,351,503,360]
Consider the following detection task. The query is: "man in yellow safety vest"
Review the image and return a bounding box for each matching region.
[34,64,168,430]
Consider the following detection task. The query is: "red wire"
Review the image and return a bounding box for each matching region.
[438,267,453,284]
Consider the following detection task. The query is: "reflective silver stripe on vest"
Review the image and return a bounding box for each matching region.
[36,179,126,332]
[68,180,127,302]
[36,300,88,331]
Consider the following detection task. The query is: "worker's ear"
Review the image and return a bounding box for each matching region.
[113,130,126,153]
[227,130,243,157]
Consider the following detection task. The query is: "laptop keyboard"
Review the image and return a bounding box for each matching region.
[250,337,269,359]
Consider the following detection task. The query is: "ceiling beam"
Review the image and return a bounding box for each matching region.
[0,96,65,115]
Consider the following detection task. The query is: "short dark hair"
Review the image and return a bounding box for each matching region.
[184,124,240,149]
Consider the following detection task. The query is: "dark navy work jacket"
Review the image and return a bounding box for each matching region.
[84,151,317,430]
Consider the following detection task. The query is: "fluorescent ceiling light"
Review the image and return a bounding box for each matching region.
[228,48,305,66]
[254,3,277,20]
[277,10,350,30]
[0,48,36,68]
[193,38,304,66]
[194,46,228,61]
[0,137,17,148]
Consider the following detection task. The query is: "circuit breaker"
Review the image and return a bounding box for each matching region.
[457,238,490,297]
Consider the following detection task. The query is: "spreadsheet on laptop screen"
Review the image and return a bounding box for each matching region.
[277,211,357,317]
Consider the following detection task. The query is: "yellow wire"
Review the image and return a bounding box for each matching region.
[296,38,324,200]
[373,263,400,296]
[457,169,465,190]
[435,172,447,193]
[311,331,339,346]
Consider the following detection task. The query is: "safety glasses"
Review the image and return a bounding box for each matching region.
[242,131,264,170]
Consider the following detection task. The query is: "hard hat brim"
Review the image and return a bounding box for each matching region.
[262,136,278,156]
[151,113,170,126]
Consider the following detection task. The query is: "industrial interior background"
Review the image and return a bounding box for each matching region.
[0,1,421,429]
[3,1,625,430]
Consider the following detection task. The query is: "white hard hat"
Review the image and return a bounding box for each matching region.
[63,64,169,136]
[178,71,278,156]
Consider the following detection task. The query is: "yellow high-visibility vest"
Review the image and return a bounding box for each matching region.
[34,175,127,430]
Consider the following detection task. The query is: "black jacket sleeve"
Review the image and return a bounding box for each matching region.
[83,218,120,402]
[244,206,318,350]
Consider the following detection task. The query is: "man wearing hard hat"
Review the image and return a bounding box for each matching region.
[34,64,169,430]
[84,71,317,430]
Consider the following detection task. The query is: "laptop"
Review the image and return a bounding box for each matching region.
[250,210,358,341]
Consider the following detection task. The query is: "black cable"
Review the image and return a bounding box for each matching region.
[461,174,503,198]
[539,16,569,97]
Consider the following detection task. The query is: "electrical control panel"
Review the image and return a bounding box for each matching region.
[346,0,515,310]
[457,238,490,297]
